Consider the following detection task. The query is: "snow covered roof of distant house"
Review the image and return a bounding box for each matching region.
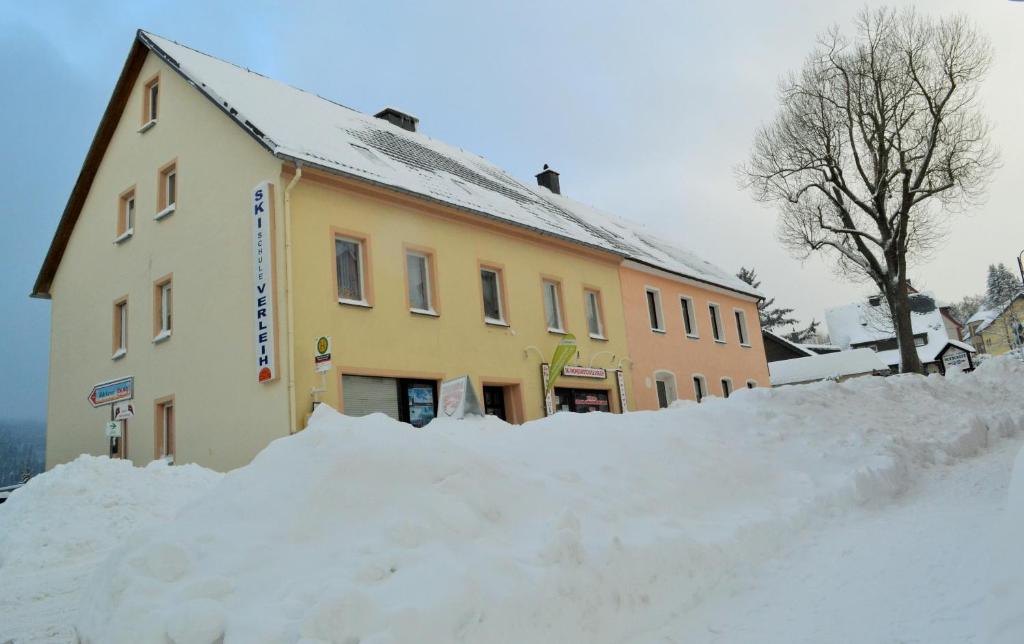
[763,331,816,358]
[768,348,889,386]
[800,343,841,354]
[874,339,975,369]
[965,294,1024,336]
[825,292,970,369]
[31,30,760,300]
[826,292,948,348]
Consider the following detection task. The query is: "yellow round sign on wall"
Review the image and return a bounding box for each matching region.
[317,336,329,355]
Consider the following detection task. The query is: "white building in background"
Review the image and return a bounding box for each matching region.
[768,348,890,387]
[825,291,975,375]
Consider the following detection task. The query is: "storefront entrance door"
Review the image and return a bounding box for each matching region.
[482,386,507,420]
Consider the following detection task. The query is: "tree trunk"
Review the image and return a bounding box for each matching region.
[888,282,924,374]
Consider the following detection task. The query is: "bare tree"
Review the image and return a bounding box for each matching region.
[741,7,997,373]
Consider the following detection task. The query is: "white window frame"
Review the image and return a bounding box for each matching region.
[746,379,758,389]
[654,370,677,408]
[481,267,505,325]
[117,301,128,351]
[148,81,159,122]
[734,308,750,346]
[680,296,698,338]
[721,377,733,398]
[692,374,707,402]
[585,289,605,339]
[335,236,367,306]
[708,303,725,343]
[646,287,665,333]
[543,280,564,333]
[406,251,434,314]
[165,169,176,207]
[159,282,172,334]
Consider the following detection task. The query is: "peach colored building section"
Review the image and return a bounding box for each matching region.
[619,263,769,409]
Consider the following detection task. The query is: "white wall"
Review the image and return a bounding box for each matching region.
[46,50,289,471]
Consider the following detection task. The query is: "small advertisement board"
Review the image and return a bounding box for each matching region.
[440,375,482,419]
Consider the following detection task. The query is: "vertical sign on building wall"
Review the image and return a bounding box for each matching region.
[541,364,556,416]
[615,370,628,412]
[251,182,278,383]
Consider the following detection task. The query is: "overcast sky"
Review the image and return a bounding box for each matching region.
[1,0,1021,422]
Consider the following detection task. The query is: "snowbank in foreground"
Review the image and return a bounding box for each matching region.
[4,359,1021,644]
[0,457,221,643]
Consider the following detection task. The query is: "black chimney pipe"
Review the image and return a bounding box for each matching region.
[535,164,560,195]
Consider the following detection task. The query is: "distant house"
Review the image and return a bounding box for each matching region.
[762,331,815,363]
[825,292,975,375]
[768,348,890,386]
[964,293,1024,357]
[801,343,841,355]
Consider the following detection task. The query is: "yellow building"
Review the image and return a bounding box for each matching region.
[965,294,1024,357]
[34,31,768,471]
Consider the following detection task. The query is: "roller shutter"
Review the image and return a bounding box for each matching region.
[342,375,400,420]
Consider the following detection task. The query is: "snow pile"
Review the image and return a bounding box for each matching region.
[45,359,1019,644]
[989,435,1024,643]
[0,457,221,643]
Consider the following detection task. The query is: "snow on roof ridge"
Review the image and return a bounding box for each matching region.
[139,31,759,299]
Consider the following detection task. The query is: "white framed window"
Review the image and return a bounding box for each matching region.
[709,304,724,342]
[116,188,136,242]
[156,160,177,219]
[140,73,159,131]
[680,296,698,337]
[155,279,173,341]
[585,289,605,339]
[166,170,176,207]
[721,377,732,398]
[914,335,926,347]
[746,380,757,389]
[734,309,750,346]
[481,267,505,324]
[646,288,664,332]
[654,371,677,409]
[543,280,564,332]
[335,237,366,304]
[693,374,707,402]
[406,251,434,313]
[155,396,175,462]
[148,81,159,122]
[113,297,128,358]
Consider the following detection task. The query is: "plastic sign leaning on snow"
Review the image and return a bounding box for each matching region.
[251,182,278,384]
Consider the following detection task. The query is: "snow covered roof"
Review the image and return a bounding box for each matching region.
[763,331,815,357]
[826,293,948,348]
[965,294,1024,335]
[128,31,758,299]
[768,348,889,386]
[825,292,970,368]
